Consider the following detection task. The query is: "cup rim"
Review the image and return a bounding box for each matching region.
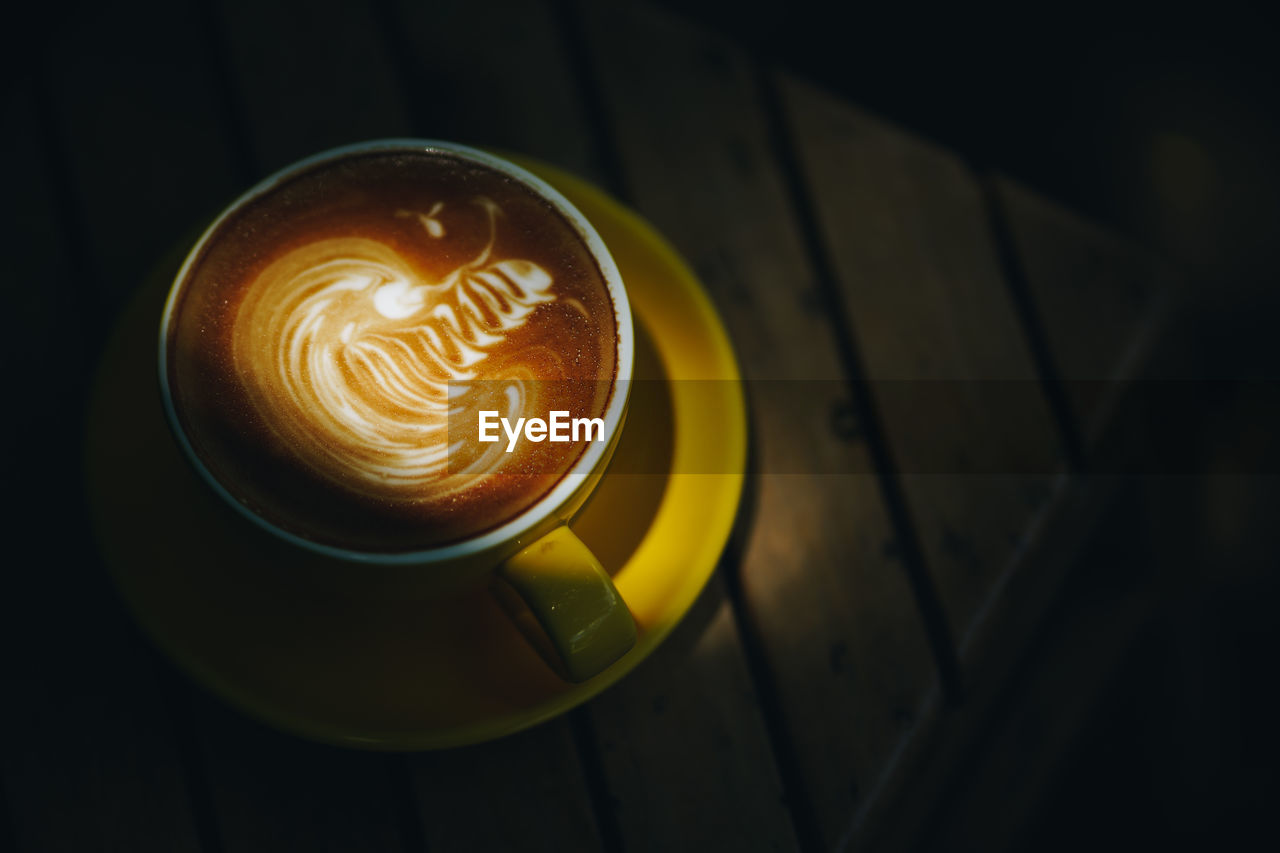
[158,139,635,565]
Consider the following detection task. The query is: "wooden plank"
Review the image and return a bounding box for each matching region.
[847,474,1128,851]
[578,4,937,849]
[408,722,602,852]
[990,177,1173,446]
[860,482,1152,852]
[813,162,1176,851]
[870,180,1177,853]
[779,75,1064,657]
[585,574,798,851]
[924,589,1151,851]
[0,2,237,848]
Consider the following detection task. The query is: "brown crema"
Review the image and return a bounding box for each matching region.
[166,150,617,552]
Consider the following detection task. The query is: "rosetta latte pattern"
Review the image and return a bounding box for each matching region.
[232,197,554,498]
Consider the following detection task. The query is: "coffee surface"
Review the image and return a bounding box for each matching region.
[166,150,617,551]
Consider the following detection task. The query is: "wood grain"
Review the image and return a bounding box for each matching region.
[578,4,937,848]
[779,76,1064,660]
[584,573,799,852]
[919,550,1153,852]
[878,179,1176,852]
[407,716,603,852]
[850,474,1129,852]
[990,177,1171,447]
[823,167,1173,851]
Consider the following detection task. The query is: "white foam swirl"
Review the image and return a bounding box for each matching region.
[232,198,555,498]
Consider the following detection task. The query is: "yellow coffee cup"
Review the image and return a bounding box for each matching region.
[158,140,637,682]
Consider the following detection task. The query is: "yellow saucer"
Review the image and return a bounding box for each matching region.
[85,157,747,749]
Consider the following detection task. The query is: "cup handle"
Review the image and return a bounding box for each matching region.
[494,526,637,682]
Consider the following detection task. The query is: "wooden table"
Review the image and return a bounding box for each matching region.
[4,2,1177,850]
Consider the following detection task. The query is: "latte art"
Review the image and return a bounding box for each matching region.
[165,148,619,551]
[233,199,555,499]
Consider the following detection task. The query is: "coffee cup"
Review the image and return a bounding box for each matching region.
[159,140,636,682]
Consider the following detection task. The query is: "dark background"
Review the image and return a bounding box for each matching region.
[657,2,1280,848]
[6,1,1279,849]
[664,1,1280,325]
